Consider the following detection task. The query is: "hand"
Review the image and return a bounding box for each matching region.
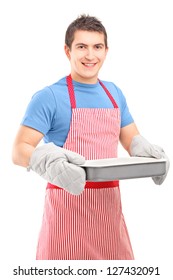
[152,153,170,185]
[28,143,86,195]
[130,135,170,185]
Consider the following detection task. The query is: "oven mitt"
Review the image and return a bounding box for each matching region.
[27,142,86,195]
[130,135,170,185]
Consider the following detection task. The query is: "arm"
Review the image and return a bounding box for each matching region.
[119,122,140,155]
[12,125,86,195]
[12,125,44,167]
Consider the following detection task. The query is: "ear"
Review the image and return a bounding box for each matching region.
[105,47,109,56]
[64,45,71,60]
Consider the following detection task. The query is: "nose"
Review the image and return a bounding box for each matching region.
[85,48,95,60]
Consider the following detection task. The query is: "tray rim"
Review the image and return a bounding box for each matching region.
[81,156,167,168]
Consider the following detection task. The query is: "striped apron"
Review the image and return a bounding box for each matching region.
[36,75,134,260]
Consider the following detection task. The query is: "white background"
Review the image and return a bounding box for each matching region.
[0,0,172,279]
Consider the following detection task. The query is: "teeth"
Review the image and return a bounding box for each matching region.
[84,63,95,66]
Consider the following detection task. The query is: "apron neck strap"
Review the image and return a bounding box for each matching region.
[98,79,118,109]
[66,75,77,108]
[66,74,118,109]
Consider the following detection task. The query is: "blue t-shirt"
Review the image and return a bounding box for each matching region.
[21,77,134,147]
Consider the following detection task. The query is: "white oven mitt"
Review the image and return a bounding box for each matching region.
[130,135,170,185]
[27,142,86,195]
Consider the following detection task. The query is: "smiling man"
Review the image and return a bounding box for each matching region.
[12,14,169,260]
[65,30,108,83]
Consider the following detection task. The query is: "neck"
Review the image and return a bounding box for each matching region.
[70,73,98,84]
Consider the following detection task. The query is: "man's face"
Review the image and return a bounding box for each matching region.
[64,30,108,84]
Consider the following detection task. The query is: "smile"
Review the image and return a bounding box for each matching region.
[82,63,96,67]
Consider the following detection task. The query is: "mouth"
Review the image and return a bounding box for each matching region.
[82,62,97,68]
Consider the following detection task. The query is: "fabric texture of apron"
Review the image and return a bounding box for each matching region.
[36,75,134,260]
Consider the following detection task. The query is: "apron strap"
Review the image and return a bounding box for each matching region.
[66,75,77,108]
[66,74,119,109]
[98,79,119,108]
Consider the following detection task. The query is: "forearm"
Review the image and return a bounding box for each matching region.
[12,142,35,168]
[12,125,44,168]
[120,123,140,154]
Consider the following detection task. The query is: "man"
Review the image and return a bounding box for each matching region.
[12,15,169,260]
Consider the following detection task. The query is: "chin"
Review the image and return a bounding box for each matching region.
[81,71,98,80]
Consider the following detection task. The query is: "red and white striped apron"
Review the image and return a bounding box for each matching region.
[36,75,134,260]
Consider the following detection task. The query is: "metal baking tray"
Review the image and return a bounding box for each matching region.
[80,157,166,182]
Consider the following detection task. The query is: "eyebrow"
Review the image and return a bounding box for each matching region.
[75,43,105,47]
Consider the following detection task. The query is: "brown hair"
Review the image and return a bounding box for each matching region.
[65,14,108,49]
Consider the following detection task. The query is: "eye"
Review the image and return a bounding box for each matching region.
[77,45,86,49]
[95,44,104,50]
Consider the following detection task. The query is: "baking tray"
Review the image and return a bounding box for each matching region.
[80,157,166,182]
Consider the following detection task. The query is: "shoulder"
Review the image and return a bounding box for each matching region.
[99,80,124,95]
[48,77,67,92]
[34,77,66,98]
[99,80,126,104]
[30,77,68,107]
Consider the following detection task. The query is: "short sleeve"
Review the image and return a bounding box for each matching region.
[114,85,134,128]
[21,87,56,135]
